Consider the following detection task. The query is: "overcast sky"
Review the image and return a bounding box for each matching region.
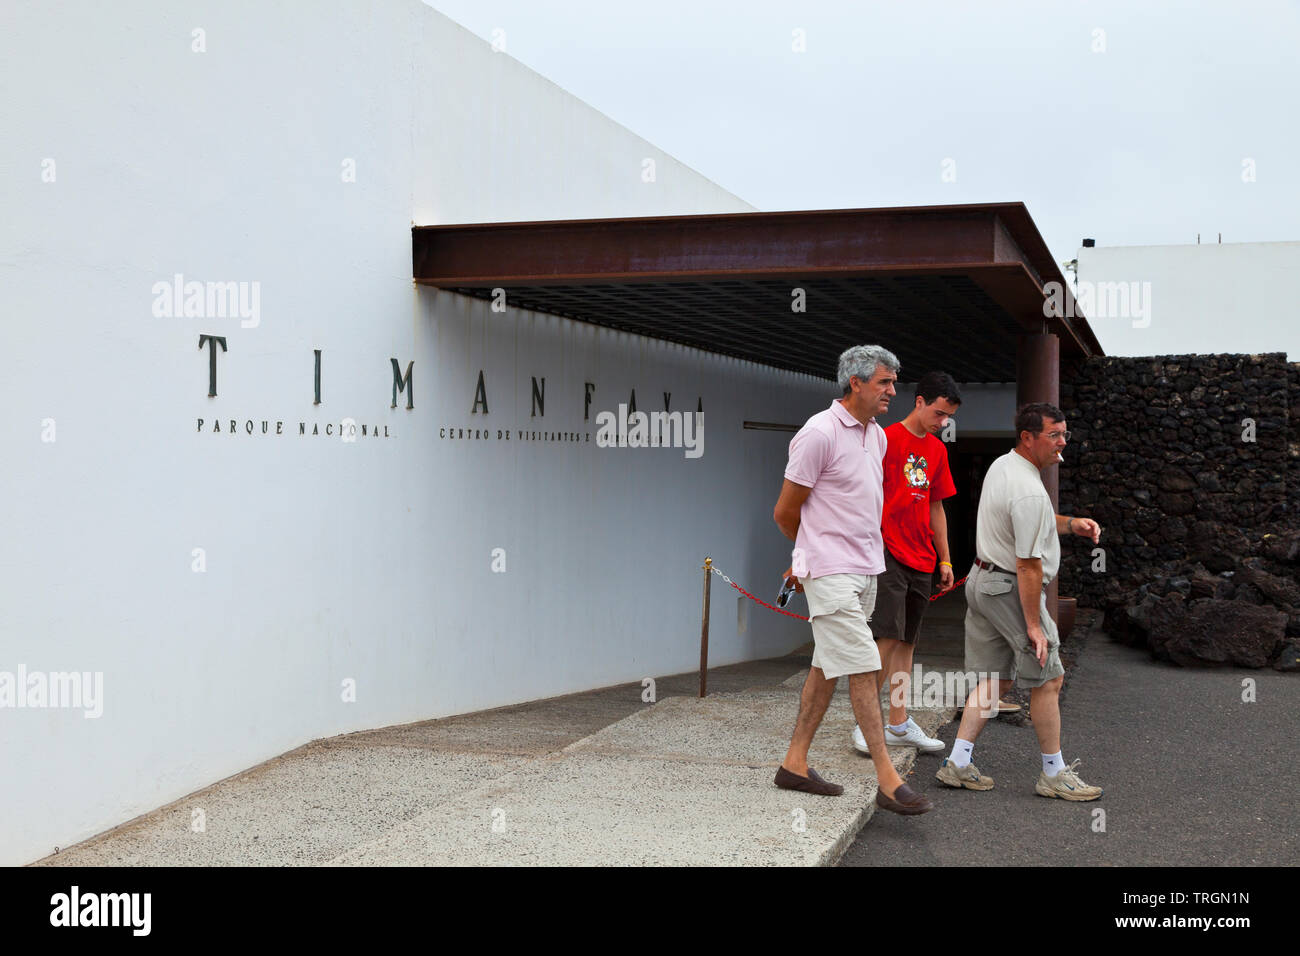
[425,0,1299,273]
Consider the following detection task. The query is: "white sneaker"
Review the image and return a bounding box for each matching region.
[852,718,944,755]
[852,724,871,755]
[886,718,945,753]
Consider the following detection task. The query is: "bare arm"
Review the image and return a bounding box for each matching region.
[773,479,812,543]
[1014,556,1047,666]
[1056,513,1101,544]
[930,499,954,590]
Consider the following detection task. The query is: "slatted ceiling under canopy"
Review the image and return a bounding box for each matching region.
[446,274,1022,382]
[414,204,1103,383]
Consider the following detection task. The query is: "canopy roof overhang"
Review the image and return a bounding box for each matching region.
[412,203,1102,383]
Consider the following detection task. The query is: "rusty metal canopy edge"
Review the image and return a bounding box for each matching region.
[412,203,1102,382]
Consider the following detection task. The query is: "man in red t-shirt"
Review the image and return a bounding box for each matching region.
[852,371,960,756]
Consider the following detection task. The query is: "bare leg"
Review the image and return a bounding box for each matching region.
[955,677,1014,744]
[849,671,905,796]
[874,637,900,722]
[886,640,916,726]
[781,666,837,776]
[1029,675,1064,755]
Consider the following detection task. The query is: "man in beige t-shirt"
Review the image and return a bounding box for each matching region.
[935,403,1107,801]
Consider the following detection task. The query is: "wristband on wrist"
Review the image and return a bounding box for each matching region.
[939,561,952,568]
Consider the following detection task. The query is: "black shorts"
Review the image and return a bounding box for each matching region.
[872,549,936,646]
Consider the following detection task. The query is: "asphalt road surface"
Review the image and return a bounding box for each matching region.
[841,629,1298,866]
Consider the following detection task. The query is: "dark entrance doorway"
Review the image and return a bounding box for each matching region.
[946,436,1014,576]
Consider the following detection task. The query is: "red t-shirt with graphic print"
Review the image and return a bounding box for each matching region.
[881,422,957,572]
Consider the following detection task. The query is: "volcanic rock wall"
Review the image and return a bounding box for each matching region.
[1057,353,1298,669]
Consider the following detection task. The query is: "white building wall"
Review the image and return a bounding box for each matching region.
[1076,241,1299,360]
[0,0,832,865]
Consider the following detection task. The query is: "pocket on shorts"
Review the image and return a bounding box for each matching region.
[802,574,866,619]
[977,575,1014,596]
[1040,602,1061,648]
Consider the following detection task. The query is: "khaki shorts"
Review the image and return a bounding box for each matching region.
[963,563,1064,689]
[799,573,882,679]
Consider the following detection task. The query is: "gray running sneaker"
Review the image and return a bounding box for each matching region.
[1035,759,1103,801]
[935,757,994,790]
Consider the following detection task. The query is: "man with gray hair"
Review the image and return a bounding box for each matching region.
[772,344,934,815]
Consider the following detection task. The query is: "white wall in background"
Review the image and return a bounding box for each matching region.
[1076,241,1298,359]
[0,0,836,866]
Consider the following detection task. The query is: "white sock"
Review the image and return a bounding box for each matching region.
[1042,751,1065,776]
[889,720,908,735]
[950,739,975,768]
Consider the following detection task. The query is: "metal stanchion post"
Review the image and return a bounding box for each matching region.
[699,557,712,698]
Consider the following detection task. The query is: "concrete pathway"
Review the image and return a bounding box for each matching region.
[31,657,951,867]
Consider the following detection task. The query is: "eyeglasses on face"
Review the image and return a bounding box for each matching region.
[1042,430,1071,441]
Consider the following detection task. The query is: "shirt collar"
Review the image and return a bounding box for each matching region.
[1011,448,1044,476]
[830,399,868,429]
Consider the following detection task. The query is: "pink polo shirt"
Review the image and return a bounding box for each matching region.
[784,399,888,578]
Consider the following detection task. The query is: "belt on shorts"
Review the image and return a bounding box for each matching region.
[973,557,1048,591]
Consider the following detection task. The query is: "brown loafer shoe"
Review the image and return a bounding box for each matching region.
[875,782,934,815]
[774,766,844,796]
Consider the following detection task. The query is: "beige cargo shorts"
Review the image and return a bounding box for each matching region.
[963,563,1064,689]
